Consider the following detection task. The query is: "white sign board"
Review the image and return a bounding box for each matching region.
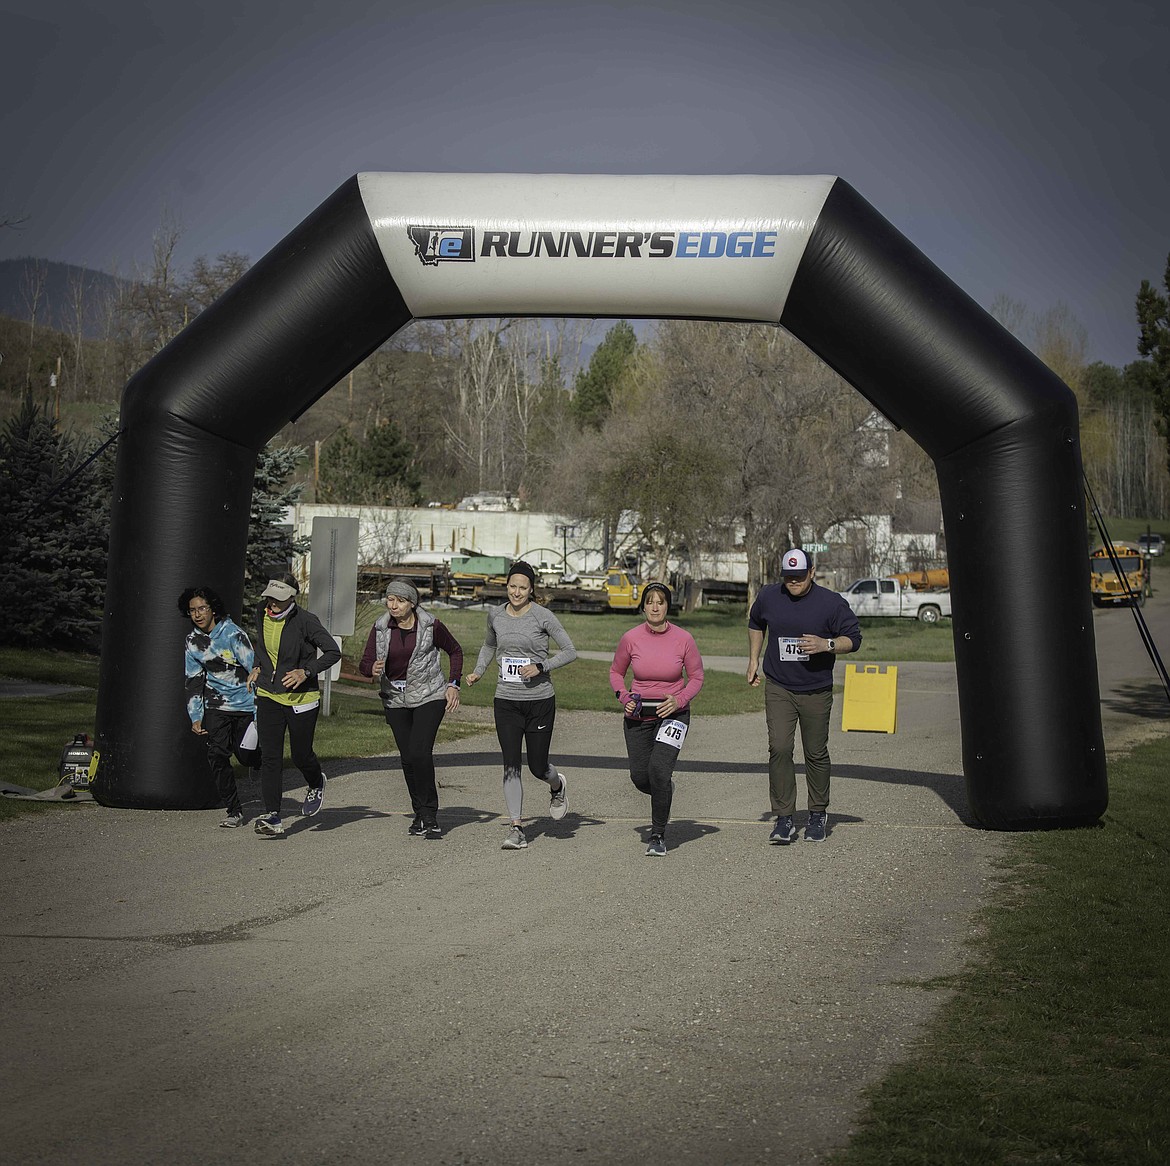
[308,517,358,636]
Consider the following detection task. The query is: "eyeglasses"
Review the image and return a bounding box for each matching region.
[264,598,286,608]
[188,604,211,615]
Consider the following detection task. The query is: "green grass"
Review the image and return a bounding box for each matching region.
[343,601,957,666]
[452,656,763,716]
[1095,514,1167,544]
[829,735,1170,1166]
[0,614,945,820]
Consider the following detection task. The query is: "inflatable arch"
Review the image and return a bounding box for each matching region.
[94,174,1107,829]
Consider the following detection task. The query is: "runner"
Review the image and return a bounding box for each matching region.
[609,582,704,855]
[179,585,260,828]
[248,573,340,838]
[466,561,577,850]
[358,579,463,838]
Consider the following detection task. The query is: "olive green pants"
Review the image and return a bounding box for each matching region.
[764,681,833,816]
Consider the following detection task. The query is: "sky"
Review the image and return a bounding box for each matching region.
[2,0,1167,369]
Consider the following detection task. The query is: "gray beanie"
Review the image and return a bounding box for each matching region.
[384,579,420,606]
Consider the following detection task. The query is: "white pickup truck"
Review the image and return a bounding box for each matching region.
[838,577,952,624]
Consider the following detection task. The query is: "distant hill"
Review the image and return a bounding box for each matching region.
[0,258,130,339]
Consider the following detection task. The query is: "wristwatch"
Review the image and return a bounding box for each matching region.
[827,638,836,653]
[535,662,546,674]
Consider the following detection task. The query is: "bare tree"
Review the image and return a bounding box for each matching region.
[654,321,879,601]
[67,266,91,402]
[20,259,47,391]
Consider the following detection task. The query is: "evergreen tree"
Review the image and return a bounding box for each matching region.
[247,444,310,588]
[571,320,637,430]
[0,397,109,648]
[317,421,422,504]
[1137,253,1170,474]
[364,420,423,503]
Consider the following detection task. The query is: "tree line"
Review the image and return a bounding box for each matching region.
[3,235,1169,636]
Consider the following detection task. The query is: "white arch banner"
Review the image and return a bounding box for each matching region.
[357,173,835,321]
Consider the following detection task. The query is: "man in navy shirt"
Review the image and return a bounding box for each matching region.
[747,548,861,844]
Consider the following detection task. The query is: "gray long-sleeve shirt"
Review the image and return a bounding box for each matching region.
[472,604,577,701]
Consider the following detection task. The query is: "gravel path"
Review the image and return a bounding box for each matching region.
[2,593,1165,1164]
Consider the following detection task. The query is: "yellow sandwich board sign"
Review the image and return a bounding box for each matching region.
[841,664,898,733]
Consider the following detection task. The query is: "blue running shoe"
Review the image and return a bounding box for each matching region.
[805,811,828,842]
[645,833,667,857]
[769,815,797,845]
[302,776,326,817]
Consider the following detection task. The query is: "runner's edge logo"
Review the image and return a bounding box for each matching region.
[407,226,777,265]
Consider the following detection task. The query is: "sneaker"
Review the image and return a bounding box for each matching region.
[549,773,568,820]
[254,812,285,837]
[424,822,443,839]
[302,777,326,818]
[645,833,667,857]
[407,814,426,836]
[805,811,828,842]
[769,815,797,845]
[219,812,244,829]
[501,824,528,850]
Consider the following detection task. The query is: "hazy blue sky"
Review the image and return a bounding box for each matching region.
[3,0,1166,367]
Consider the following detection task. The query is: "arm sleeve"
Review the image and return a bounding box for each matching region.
[541,609,577,671]
[677,633,705,709]
[609,633,633,703]
[358,626,378,677]
[305,615,342,676]
[830,600,862,649]
[472,609,498,676]
[433,620,464,683]
[183,644,205,723]
[231,625,255,672]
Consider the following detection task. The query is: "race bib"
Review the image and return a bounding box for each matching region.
[778,636,809,662]
[292,700,320,714]
[500,656,531,683]
[655,718,688,749]
[390,679,407,691]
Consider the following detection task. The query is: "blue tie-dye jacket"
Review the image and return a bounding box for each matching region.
[184,617,257,723]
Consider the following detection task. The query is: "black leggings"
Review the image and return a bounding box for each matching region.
[201,708,259,816]
[493,696,557,821]
[384,699,446,823]
[623,709,690,833]
[256,697,325,814]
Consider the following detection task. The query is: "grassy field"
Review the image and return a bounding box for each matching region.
[829,733,1170,1165]
[342,600,958,665]
[1095,515,1168,545]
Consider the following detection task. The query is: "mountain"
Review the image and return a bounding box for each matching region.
[0,258,130,339]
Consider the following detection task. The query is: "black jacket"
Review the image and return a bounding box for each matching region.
[252,602,341,697]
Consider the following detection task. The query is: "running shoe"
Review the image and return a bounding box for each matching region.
[501,825,529,850]
[219,813,244,829]
[769,815,797,845]
[302,776,326,817]
[549,773,569,820]
[805,811,828,842]
[254,812,285,837]
[408,814,426,836]
[645,833,667,857]
[424,822,443,839]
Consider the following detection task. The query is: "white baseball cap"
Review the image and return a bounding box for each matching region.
[780,548,811,576]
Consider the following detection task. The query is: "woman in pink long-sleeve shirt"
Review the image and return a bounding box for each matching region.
[609,582,704,856]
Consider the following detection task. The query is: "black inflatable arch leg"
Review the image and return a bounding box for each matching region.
[94,178,410,808]
[780,181,1106,827]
